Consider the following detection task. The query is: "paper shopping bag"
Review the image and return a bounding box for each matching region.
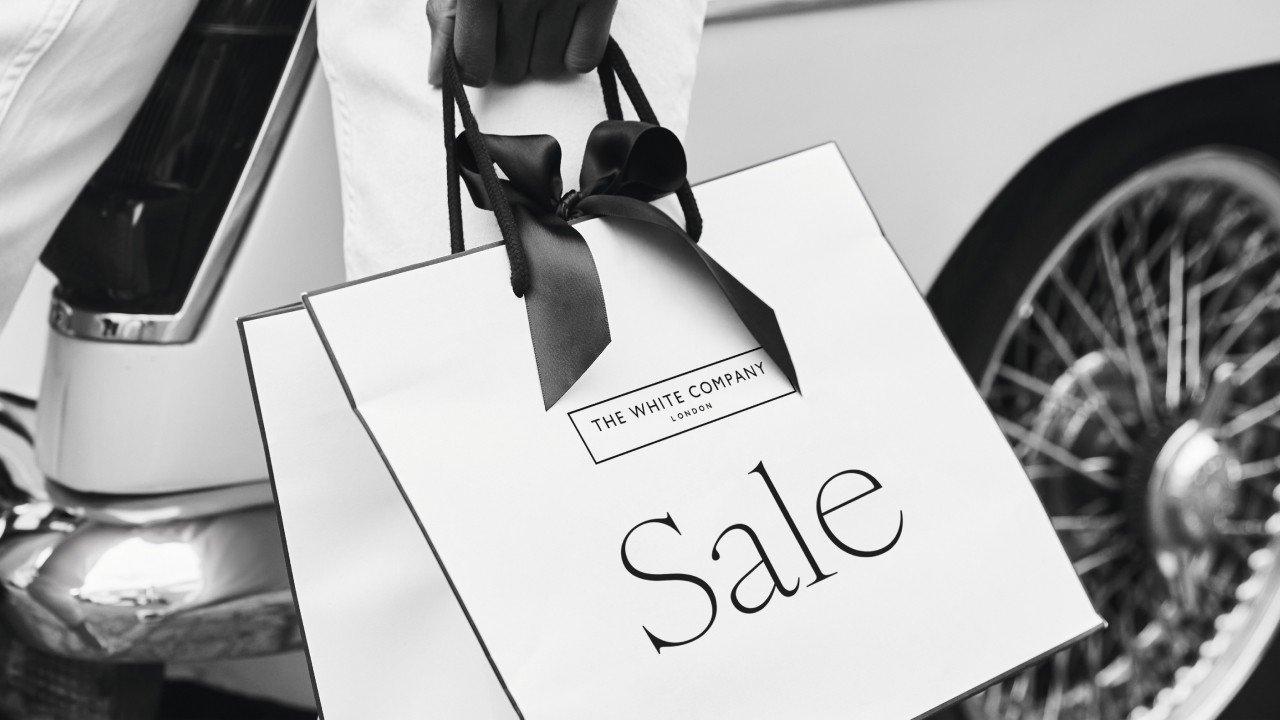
[239,305,516,719]
[301,142,1104,720]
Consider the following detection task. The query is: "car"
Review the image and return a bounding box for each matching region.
[0,0,1277,717]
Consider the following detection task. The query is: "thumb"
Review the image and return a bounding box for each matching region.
[426,0,457,86]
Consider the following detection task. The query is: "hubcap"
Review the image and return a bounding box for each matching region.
[968,150,1280,720]
[1147,367,1242,555]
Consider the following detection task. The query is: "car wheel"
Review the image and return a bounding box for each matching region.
[940,145,1280,720]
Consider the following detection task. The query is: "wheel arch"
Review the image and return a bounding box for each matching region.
[927,61,1280,375]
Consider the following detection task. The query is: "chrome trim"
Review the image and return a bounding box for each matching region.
[43,479,276,526]
[706,0,891,23]
[0,480,299,663]
[50,4,319,344]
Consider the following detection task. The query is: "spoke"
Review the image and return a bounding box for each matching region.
[1167,237,1186,409]
[1228,403,1280,433]
[1194,228,1274,329]
[1074,540,1133,575]
[1052,514,1125,533]
[1085,631,1109,720]
[1049,268,1131,373]
[1137,194,1187,264]
[1241,455,1280,480]
[1030,304,1137,450]
[997,416,1121,490]
[1042,650,1069,720]
[983,683,1002,718]
[1005,672,1032,720]
[1221,389,1280,438]
[1232,335,1280,386]
[1187,197,1253,269]
[1098,226,1160,423]
[1024,463,1073,481]
[1194,260,1248,297]
[1215,518,1272,538]
[997,364,1088,412]
[1089,559,1144,602]
[1186,280,1204,398]
[1131,247,1170,363]
[1206,274,1280,366]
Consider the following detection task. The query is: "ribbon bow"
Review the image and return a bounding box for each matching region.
[456,120,799,409]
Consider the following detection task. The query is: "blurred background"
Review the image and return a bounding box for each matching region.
[1,0,1279,718]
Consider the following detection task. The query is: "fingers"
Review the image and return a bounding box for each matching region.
[565,0,616,74]
[455,0,499,86]
[425,0,457,86]
[446,0,617,85]
[492,1,537,84]
[528,1,577,79]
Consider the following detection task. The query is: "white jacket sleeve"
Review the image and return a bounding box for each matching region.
[0,0,196,332]
[316,0,708,281]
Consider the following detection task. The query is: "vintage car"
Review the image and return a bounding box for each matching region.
[0,0,1277,717]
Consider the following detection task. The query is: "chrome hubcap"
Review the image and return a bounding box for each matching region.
[969,150,1280,720]
[1147,368,1242,554]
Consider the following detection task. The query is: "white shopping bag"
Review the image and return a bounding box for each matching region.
[239,305,516,719]
[300,143,1104,720]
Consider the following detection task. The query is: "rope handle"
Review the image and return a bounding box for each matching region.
[443,52,529,294]
[442,38,702,297]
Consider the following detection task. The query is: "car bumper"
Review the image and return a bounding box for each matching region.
[0,479,300,663]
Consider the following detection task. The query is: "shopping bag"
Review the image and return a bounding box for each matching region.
[239,305,515,719]
[296,45,1104,720]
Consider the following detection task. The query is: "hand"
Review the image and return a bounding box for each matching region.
[427,0,619,87]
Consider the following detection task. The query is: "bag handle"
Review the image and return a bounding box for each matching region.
[442,53,527,291]
[441,38,701,297]
[597,42,702,242]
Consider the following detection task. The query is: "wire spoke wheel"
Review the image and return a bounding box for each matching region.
[967,150,1280,720]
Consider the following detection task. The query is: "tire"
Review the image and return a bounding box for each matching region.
[929,71,1280,720]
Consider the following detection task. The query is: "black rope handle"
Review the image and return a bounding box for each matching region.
[442,38,702,297]
[444,52,530,295]
[597,53,623,122]
[443,61,464,255]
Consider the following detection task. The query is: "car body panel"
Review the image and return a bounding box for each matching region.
[690,0,1280,290]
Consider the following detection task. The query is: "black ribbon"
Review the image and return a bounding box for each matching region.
[454,121,800,409]
[443,41,798,409]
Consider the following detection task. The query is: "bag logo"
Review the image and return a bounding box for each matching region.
[567,347,796,463]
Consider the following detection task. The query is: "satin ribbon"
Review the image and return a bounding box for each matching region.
[455,120,799,409]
